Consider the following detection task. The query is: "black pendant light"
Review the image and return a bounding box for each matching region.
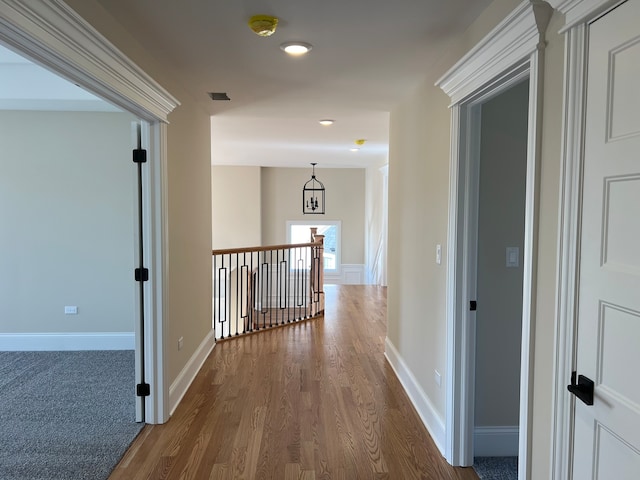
[303,163,325,214]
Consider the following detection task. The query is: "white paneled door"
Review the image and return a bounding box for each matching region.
[571,1,640,478]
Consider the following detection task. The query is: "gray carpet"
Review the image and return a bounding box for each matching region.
[0,351,144,480]
[473,456,518,479]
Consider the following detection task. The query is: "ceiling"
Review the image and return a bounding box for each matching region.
[1,0,493,169]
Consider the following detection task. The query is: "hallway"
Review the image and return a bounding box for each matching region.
[110,285,479,479]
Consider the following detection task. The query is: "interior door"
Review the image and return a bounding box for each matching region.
[571,1,640,478]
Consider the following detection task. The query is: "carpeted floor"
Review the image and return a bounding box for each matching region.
[473,456,518,479]
[0,350,144,480]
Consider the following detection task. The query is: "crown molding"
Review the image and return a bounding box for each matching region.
[547,0,623,31]
[436,0,552,105]
[0,0,179,121]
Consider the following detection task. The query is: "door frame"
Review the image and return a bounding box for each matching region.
[550,0,627,478]
[0,0,178,423]
[436,1,552,476]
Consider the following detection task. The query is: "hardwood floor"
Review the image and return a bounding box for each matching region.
[110,285,478,480]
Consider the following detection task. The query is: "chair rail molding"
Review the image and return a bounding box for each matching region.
[0,0,179,121]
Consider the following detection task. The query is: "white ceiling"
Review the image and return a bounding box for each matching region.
[1,0,493,168]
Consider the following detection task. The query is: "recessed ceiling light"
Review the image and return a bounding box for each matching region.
[319,119,334,126]
[280,42,313,56]
[350,148,360,152]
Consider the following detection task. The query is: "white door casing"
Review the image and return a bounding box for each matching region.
[571,1,640,478]
[436,1,552,475]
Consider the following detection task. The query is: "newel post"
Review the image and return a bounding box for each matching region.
[310,228,325,315]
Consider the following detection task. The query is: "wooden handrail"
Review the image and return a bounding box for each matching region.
[212,240,322,256]
[212,229,324,340]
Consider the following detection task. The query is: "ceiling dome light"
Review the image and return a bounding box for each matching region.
[280,42,313,56]
[248,15,279,37]
[319,119,334,126]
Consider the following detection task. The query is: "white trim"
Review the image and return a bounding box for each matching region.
[474,426,520,457]
[169,329,216,415]
[0,0,178,424]
[436,1,552,475]
[548,0,622,31]
[0,0,179,121]
[436,1,551,105]
[325,264,366,285]
[384,337,446,455]
[551,1,627,479]
[0,332,135,351]
[551,24,586,480]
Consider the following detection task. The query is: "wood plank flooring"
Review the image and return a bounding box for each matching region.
[110,285,478,480]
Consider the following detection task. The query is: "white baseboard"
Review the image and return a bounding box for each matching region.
[168,329,216,415]
[384,337,446,455]
[474,426,519,457]
[325,264,366,285]
[0,332,135,351]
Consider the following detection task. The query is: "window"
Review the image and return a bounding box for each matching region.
[286,220,341,274]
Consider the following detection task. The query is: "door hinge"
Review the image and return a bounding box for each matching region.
[135,267,149,282]
[136,383,150,397]
[470,300,477,311]
[132,148,147,164]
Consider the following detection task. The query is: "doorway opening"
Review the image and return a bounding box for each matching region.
[473,79,529,474]
[435,3,552,477]
[0,43,142,397]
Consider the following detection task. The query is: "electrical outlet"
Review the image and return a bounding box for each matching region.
[64,306,78,315]
[434,370,442,387]
[178,336,184,351]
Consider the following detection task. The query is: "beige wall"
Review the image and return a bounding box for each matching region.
[261,167,365,265]
[211,166,261,249]
[475,80,529,427]
[387,1,565,477]
[0,110,136,334]
[64,0,213,385]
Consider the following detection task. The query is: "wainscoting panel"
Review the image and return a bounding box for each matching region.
[325,264,366,285]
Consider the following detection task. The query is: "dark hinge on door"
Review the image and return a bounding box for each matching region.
[136,383,150,397]
[135,267,149,282]
[470,300,477,311]
[133,144,149,414]
[132,148,147,164]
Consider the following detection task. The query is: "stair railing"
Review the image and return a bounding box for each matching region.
[212,229,324,340]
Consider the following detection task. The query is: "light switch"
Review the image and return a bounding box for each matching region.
[506,247,519,267]
[436,244,442,265]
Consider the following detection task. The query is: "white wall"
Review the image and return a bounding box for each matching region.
[211,166,261,249]
[0,110,136,339]
[475,80,529,429]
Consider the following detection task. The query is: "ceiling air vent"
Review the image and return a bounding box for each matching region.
[208,92,230,101]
